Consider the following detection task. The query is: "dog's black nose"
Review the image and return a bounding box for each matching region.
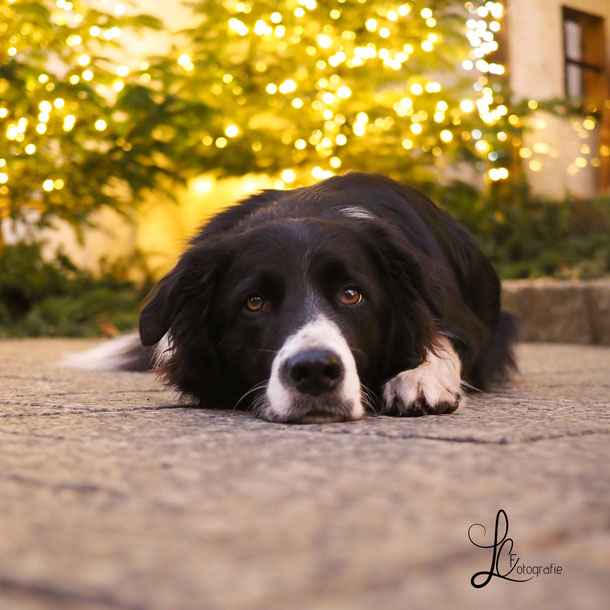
[284,349,344,396]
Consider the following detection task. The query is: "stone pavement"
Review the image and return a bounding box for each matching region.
[0,339,608,610]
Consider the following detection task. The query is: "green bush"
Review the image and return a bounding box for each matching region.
[430,180,610,279]
[0,242,153,337]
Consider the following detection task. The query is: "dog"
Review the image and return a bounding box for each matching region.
[76,172,516,423]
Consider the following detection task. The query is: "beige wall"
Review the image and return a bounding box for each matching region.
[506,0,610,198]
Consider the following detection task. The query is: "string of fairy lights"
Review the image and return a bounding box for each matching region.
[0,0,605,202]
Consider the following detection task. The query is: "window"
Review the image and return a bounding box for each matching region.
[562,7,607,101]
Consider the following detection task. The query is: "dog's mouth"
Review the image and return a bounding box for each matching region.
[284,407,356,424]
[255,393,361,424]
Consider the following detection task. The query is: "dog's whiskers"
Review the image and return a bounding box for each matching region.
[360,382,377,414]
[233,381,269,411]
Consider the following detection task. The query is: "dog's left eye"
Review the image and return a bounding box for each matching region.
[340,287,363,306]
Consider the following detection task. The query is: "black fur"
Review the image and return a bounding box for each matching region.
[139,172,516,413]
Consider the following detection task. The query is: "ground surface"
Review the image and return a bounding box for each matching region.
[0,339,608,610]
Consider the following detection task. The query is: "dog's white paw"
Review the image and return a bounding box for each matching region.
[382,337,463,416]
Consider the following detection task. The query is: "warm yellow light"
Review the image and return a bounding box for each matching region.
[575,157,587,168]
[410,123,422,135]
[440,130,453,142]
[281,169,296,183]
[402,138,413,150]
[95,119,107,131]
[270,12,282,24]
[421,41,433,52]
[337,86,351,99]
[225,124,239,137]
[527,100,538,110]
[191,177,212,193]
[215,137,228,148]
[0,108,7,118]
[365,19,377,32]
[78,54,90,66]
[519,147,532,159]
[0,173,8,184]
[113,81,124,92]
[312,166,325,179]
[583,117,596,130]
[117,65,129,77]
[39,101,52,113]
[53,98,64,109]
[329,156,341,168]
[178,54,191,67]
[292,98,304,109]
[266,83,278,94]
[67,34,82,47]
[63,115,76,130]
[336,134,347,145]
[295,139,307,149]
[69,75,79,85]
[36,124,47,134]
[410,83,423,95]
[529,160,542,172]
[54,179,64,190]
[25,144,36,154]
[82,70,93,81]
[228,18,248,36]
[421,8,433,19]
[460,99,474,113]
[42,179,54,191]
[317,34,332,48]
[279,79,297,94]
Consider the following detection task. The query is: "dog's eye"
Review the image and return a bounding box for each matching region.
[340,288,363,306]
[245,295,265,312]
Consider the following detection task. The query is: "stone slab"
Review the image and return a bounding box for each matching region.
[502,278,610,344]
[0,339,608,609]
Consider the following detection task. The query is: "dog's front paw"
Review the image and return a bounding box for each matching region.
[381,339,463,416]
[382,371,462,416]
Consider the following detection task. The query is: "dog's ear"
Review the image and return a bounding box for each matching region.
[139,272,177,347]
[358,221,445,371]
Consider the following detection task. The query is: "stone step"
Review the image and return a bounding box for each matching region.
[502,279,610,344]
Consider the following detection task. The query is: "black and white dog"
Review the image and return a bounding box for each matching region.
[82,172,516,423]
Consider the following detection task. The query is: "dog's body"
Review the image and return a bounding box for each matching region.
[86,173,516,423]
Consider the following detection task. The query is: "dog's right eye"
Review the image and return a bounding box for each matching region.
[245,295,265,312]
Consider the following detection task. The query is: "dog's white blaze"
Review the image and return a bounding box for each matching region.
[266,315,363,420]
[340,206,376,220]
[383,336,463,410]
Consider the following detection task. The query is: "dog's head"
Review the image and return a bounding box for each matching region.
[139,194,441,423]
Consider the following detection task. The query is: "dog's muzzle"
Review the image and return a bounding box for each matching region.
[282,348,344,396]
[261,316,364,423]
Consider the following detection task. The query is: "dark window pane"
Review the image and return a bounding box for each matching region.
[565,19,582,61]
[566,63,582,98]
